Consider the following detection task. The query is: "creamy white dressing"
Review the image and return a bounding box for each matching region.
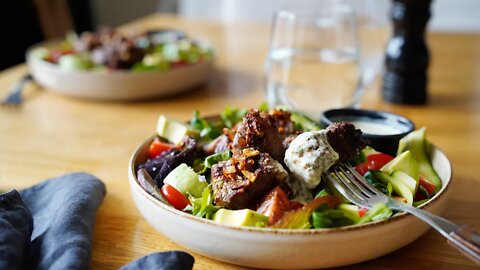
[350,121,401,135]
[286,176,313,204]
[329,116,404,135]
[284,130,339,189]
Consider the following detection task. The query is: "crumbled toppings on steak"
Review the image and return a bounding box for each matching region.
[269,109,299,137]
[231,109,287,162]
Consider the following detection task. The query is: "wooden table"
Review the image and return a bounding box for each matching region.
[1,15,479,269]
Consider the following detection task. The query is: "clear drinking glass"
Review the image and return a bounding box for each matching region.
[350,0,391,87]
[264,3,362,118]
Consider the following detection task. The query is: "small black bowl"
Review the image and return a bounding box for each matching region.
[320,109,415,156]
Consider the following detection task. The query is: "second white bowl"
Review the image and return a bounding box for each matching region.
[26,44,214,101]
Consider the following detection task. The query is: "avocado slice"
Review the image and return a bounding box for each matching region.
[337,204,360,223]
[391,171,418,194]
[156,115,198,145]
[58,54,94,70]
[213,209,268,227]
[397,128,442,192]
[381,150,420,181]
[371,170,414,205]
[163,163,208,198]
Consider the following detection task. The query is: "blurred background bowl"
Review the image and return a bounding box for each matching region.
[26,42,214,101]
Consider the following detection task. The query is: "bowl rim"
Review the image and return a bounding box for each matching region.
[320,108,416,138]
[129,134,453,235]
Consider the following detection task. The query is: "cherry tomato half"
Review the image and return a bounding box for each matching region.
[148,139,173,159]
[354,162,370,176]
[415,176,435,200]
[354,153,395,176]
[46,49,75,63]
[160,184,190,210]
[171,60,188,68]
[420,177,436,196]
[358,207,368,218]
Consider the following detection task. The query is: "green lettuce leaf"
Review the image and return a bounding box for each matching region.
[197,151,231,175]
[311,209,356,228]
[311,202,360,228]
[190,111,223,140]
[314,188,332,198]
[205,151,231,168]
[257,102,269,112]
[188,185,220,219]
[364,171,393,197]
[221,106,247,128]
[270,195,341,229]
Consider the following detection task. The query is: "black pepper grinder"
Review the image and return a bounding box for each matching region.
[382,0,432,104]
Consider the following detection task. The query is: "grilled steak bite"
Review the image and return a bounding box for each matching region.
[325,122,367,161]
[270,109,301,149]
[282,135,298,149]
[231,110,286,162]
[270,109,298,138]
[203,134,231,155]
[211,149,289,210]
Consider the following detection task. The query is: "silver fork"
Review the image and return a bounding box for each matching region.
[1,74,34,106]
[326,163,480,264]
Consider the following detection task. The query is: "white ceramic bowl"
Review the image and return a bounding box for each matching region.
[26,43,213,101]
[128,136,452,269]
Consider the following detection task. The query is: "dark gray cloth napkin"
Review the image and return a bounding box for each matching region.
[121,251,194,270]
[0,172,194,270]
[0,190,33,270]
[0,172,105,270]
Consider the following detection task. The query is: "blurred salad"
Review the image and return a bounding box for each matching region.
[30,28,213,72]
[136,104,442,229]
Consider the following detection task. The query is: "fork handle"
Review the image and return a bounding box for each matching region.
[394,203,480,264]
[448,225,480,264]
[16,74,34,91]
[11,74,33,92]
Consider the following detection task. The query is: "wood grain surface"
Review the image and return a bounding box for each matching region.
[0,14,479,269]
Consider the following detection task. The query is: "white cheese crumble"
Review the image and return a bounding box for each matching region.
[284,130,339,189]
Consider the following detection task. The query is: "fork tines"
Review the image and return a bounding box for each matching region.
[326,163,384,208]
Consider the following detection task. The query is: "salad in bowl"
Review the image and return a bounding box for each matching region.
[26,28,214,100]
[30,28,213,73]
[134,105,443,230]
